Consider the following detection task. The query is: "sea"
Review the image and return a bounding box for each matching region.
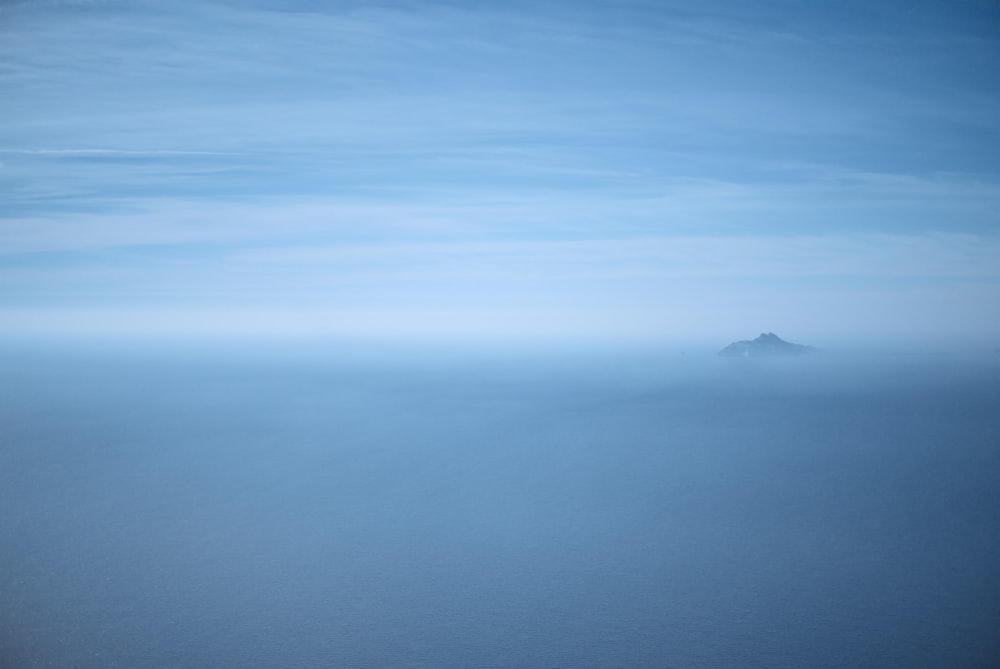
[1,338,998,668]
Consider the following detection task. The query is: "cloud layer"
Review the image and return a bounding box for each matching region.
[2,0,998,339]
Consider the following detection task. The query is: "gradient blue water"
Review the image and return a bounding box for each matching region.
[1,341,998,668]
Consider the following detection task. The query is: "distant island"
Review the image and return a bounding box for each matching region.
[719,332,816,357]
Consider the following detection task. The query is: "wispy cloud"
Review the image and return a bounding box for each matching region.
[228,234,1000,282]
[3,232,997,320]
[0,148,244,156]
[1,0,998,339]
[4,0,996,216]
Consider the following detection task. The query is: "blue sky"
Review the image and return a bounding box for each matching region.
[2,0,999,341]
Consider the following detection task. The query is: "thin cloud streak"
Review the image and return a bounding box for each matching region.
[3,234,997,343]
[3,164,1000,255]
[230,234,1000,282]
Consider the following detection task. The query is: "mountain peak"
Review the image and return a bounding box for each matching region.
[719,333,816,357]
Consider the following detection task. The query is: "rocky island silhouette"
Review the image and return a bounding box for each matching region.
[719,332,816,357]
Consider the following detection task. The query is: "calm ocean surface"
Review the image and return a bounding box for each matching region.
[1,340,998,668]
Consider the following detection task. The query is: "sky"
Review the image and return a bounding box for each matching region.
[1,0,999,342]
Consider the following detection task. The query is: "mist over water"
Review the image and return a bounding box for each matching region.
[1,339,998,668]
